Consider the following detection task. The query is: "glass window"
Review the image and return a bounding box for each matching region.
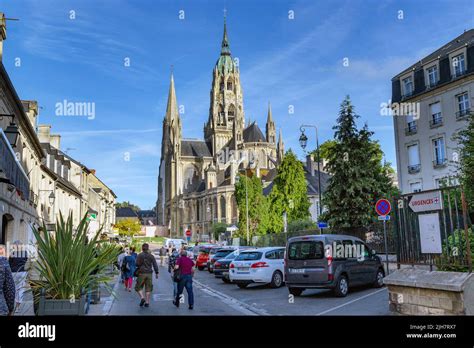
[452,54,466,77]
[458,93,470,112]
[410,182,422,192]
[402,76,413,96]
[288,241,324,260]
[427,65,438,86]
[265,251,276,259]
[433,138,445,165]
[235,252,262,261]
[407,144,420,166]
[430,102,442,124]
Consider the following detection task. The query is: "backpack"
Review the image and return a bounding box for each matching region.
[121,258,130,273]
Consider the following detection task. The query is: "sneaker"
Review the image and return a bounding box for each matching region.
[188,305,193,310]
[139,299,146,307]
[173,300,179,308]
[144,303,149,308]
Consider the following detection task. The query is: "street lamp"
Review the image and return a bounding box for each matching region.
[48,191,56,206]
[1,114,19,148]
[299,125,323,219]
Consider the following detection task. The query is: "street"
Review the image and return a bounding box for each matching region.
[99,251,391,316]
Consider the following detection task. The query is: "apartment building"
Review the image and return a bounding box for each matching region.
[392,29,474,194]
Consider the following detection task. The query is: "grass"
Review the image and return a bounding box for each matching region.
[132,236,166,246]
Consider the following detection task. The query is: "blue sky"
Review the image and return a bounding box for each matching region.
[2,0,473,209]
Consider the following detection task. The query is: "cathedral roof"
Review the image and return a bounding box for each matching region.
[243,122,266,143]
[181,140,212,157]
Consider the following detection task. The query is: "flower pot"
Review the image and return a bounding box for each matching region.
[37,290,87,316]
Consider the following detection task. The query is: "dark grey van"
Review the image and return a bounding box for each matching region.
[284,234,385,297]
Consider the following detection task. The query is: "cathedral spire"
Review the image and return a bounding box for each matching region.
[267,102,273,123]
[165,71,179,122]
[221,11,231,56]
[277,128,284,163]
[266,102,276,144]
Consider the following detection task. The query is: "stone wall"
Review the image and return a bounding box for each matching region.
[384,269,474,315]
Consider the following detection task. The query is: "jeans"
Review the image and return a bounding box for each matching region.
[176,274,194,306]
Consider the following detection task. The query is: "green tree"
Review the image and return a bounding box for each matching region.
[322,96,397,238]
[211,222,228,241]
[115,201,141,212]
[456,114,474,210]
[234,174,269,241]
[114,218,141,236]
[268,150,311,233]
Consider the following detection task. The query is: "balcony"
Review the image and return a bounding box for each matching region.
[405,124,417,136]
[429,113,443,128]
[0,129,30,201]
[456,108,471,120]
[433,158,447,169]
[408,164,421,174]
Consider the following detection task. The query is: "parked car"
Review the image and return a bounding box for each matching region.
[214,248,250,283]
[196,245,217,270]
[207,247,236,273]
[284,234,385,298]
[229,247,285,288]
[164,238,187,249]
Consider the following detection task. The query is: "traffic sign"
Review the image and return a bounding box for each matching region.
[185,229,192,237]
[318,222,328,228]
[378,215,391,221]
[375,199,391,216]
[408,191,442,213]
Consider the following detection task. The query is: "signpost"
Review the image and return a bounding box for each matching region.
[375,199,391,275]
[318,221,328,230]
[185,229,191,243]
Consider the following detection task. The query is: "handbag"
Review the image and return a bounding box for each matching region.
[173,268,181,283]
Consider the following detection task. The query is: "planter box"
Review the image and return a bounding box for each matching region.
[37,292,87,316]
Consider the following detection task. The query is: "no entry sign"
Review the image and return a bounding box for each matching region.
[185,229,192,237]
[375,199,391,216]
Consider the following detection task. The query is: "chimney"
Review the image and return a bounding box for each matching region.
[50,134,61,149]
[0,13,6,61]
[21,100,39,129]
[37,124,51,144]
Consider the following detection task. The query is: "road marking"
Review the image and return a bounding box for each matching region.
[193,279,270,316]
[315,288,387,316]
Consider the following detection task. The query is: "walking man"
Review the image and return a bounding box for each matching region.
[159,245,167,266]
[173,250,195,310]
[135,243,159,308]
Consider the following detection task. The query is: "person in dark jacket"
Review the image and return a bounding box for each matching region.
[135,243,159,307]
[122,250,136,292]
[0,245,15,316]
[167,248,179,298]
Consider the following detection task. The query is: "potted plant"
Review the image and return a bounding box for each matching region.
[30,213,119,315]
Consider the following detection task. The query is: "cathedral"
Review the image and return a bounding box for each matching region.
[156,19,284,240]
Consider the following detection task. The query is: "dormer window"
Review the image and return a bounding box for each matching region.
[402,76,413,97]
[427,65,438,87]
[452,53,466,78]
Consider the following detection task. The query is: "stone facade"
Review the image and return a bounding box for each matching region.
[156,20,284,240]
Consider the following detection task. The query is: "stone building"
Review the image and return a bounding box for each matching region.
[156,20,284,240]
[392,29,474,193]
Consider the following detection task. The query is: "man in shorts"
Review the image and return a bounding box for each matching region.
[135,243,159,308]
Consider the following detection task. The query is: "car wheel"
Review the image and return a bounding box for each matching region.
[270,271,283,288]
[288,287,304,296]
[237,283,248,289]
[334,275,349,297]
[222,278,231,284]
[198,266,204,271]
[374,268,385,288]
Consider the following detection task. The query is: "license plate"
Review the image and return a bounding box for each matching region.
[289,268,305,274]
[237,267,249,272]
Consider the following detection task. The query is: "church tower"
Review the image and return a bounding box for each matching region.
[204,15,245,156]
[265,102,276,144]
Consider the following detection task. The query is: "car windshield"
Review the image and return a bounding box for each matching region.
[215,250,233,258]
[288,241,324,260]
[235,252,262,261]
[224,252,238,260]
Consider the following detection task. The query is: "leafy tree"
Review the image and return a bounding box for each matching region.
[312,140,336,161]
[114,218,141,237]
[268,150,311,233]
[234,174,269,241]
[321,96,397,238]
[287,218,317,233]
[115,201,141,212]
[211,222,228,241]
[455,114,474,211]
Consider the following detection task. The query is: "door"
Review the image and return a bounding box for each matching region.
[333,239,361,284]
[286,240,327,284]
[355,241,378,284]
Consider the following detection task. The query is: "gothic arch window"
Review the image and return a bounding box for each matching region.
[227,104,236,121]
[218,105,225,126]
[219,77,225,91]
[220,196,226,219]
[227,77,234,91]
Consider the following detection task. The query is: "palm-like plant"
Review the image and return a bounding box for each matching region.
[30,213,120,300]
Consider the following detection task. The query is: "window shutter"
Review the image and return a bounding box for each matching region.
[439,57,451,83]
[467,45,474,73]
[430,102,441,115]
[414,68,425,94]
[392,79,401,103]
[408,145,419,165]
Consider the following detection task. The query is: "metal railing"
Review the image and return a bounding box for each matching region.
[433,158,447,168]
[408,164,421,174]
[456,108,471,120]
[405,124,417,136]
[429,114,443,128]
